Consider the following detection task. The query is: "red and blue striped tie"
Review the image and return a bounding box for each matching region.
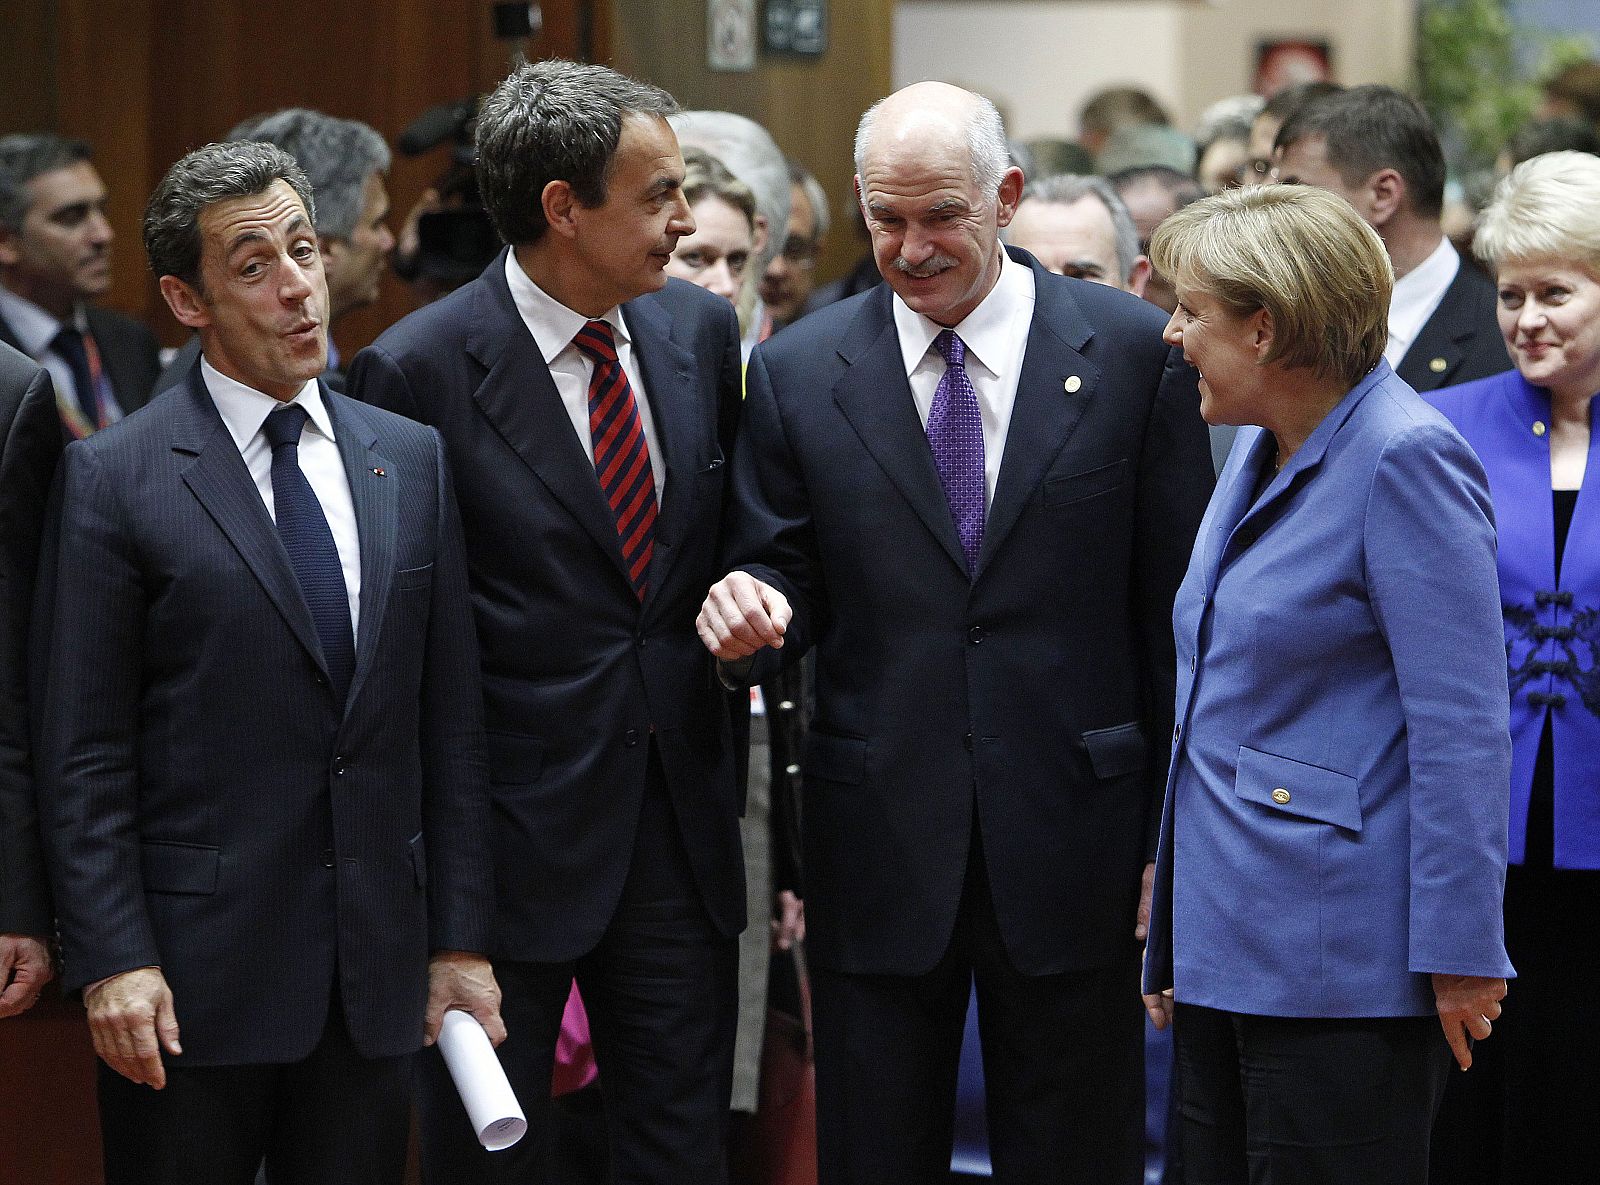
[574,319,657,600]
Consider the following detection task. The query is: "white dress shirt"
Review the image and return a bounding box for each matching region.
[1384,235,1460,370]
[0,282,125,421]
[893,249,1037,508]
[504,252,665,504]
[203,357,361,636]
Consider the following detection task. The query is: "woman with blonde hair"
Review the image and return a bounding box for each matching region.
[1142,184,1513,1185]
[1427,149,1600,1183]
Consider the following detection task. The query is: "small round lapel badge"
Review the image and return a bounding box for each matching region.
[1429,357,1448,374]
[1064,375,1082,393]
[1533,421,1547,437]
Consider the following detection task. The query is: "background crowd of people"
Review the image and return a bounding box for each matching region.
[2,38,1600,1185]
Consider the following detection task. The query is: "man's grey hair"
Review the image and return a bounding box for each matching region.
[853,92,1010,200]
[0,133,94,232]
[225,108,390,242]
[475,59,678,247]
[1015,174,1142,285]
[144,141,316,290]
[669,111,790,267]
[786,157,831,242]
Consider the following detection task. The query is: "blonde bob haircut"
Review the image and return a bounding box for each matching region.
[1474,150,1600,274]
[1148,185,1392,388]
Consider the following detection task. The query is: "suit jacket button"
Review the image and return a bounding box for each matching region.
[333,757,347,776]
[1271,788,1291,805]
[1189,655,1196,672]
[314,671,328,687]
[321,849,336,869]
[1173,725,1181,744]
[625,729,639,747]
[963,731,974,751]
[968,626,984,644]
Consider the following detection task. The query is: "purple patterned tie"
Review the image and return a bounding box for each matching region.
[927,329,985,575]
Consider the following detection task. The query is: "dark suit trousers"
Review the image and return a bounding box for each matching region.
[811,828,1144,1185]
[1173,1003,1453,1185]
[97,989,413,1185]
[418,743,738,1185]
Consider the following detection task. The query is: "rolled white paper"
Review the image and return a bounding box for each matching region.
[438,1009,527,1150]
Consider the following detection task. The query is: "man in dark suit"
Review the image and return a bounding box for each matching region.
[347,60,745,1184]
[700,82,1213,1185]
[0,134,161,437]
[33,140,501,1185]
[0,341,61,1019]
[1274,85,1510,392]
[155,109,396,396]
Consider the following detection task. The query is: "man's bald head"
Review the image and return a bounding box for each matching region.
[851,83,1024,328]
[854,83,1011,200]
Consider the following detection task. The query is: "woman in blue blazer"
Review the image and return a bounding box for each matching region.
[1426,150,1600,1184]
[1140,185,1513,1185]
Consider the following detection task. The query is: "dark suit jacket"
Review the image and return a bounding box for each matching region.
[725,247,1214,977]
[33,365,492,1064]
[347,250,747,963]
[0,344,61,937]
[0,305,162,422]
[1395,252,1508,393]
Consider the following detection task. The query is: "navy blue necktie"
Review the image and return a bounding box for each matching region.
[52,325,101,432]
[261,404,355,701]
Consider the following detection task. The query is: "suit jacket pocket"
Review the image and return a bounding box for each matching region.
[409,832,427,889]
[487,731,544,785]
[140,841,220,895]
[1042,459,1127,508]
[1082,721,1148,780]
[1234,746,1362,832]
[396,563,433,591]
[804,731,867,785]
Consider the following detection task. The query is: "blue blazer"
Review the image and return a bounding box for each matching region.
[33,366,493,1064]
[1144,363,1514,1018]
[1429,368,1600,868]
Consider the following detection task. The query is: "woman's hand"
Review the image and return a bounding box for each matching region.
[1432,973,1507,1070]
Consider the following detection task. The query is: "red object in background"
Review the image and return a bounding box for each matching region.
[1254,39,1334,97]
[1,991,104,1185]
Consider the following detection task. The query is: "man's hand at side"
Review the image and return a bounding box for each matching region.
[425,951,505,1048]
[698,572,791,660]
[85,966,181,1088]
[0,934,54,1018]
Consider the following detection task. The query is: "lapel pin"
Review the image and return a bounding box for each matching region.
[1533,421,1547,437]
[370,466,387,477]
[1429,357,1448,374]
[1064,375,1082,393]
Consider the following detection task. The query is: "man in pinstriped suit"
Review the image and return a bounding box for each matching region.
[33,140,501,1185]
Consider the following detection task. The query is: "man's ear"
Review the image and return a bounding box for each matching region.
[1127,256,1153,300]
[0,227,19,269]
[994,167,1025,229]
[541,179,580,240]
[318,233,343,266]
[751,213,770,257]
[159,274,211,331]
[1365,168,1405,229]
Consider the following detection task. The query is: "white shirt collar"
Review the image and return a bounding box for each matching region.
[202,356,332,453]
[0,282,86,357]
[893,248,1029,380]
[504,250,631,363]
[1386,235,1460,364]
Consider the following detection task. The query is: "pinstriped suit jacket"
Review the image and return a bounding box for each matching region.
[33,363,493,1064]
[0,343,60,938]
